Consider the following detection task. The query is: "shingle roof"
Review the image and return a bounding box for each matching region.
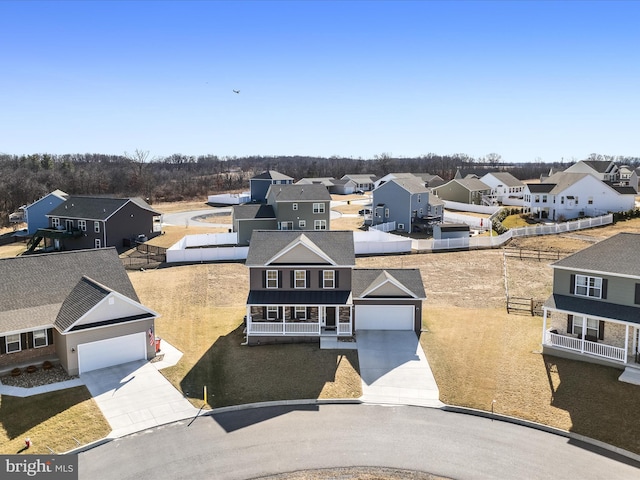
[296,177,336,187]
[384,177,429,194]
[246,231,355,266]
[454,178,491,191]
[342,174,377,183]
[581,160,613,173]
[0,248,139,333]
[551,233,640,277]
[526,183,555,193]
[47,196,159,220]
[55,277,111,331]
[266,183,332,202]
[544,294,640,325]
[352,269,426,298]
[483,172,524,187]
[247,290,351,305]
[233,204,275,220]
[252,170,294,181]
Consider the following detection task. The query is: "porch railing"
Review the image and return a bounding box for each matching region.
[546,331,626,362]
[247,321,352,336]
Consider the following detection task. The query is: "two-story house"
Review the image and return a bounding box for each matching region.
[430,178,492,205]
[249,170,294,203]
[542,233,640,377]
[232,184,332,245]
[371,177,443,233]
[523,172,635,221]
[23,189,68,235]
[244,230,426,344]
[27,196,162,253]
[479,172,525,205]
[564,160,619,182]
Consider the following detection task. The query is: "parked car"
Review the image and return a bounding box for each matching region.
[358,208,372,215]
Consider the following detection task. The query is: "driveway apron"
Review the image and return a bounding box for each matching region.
[357,330,443,407]
[82,360,199,438]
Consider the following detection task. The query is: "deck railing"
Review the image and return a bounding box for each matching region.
[247,320,352,336]
[546,331,626,362]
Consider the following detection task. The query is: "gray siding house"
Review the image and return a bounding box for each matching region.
[542,233,640,378]
[250,170,294,203]
[371,178,443,233]
[0,248,158,376]
[244,231,426,344]
[23,189,68,235]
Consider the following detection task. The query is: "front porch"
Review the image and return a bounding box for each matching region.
[246,305,353,337]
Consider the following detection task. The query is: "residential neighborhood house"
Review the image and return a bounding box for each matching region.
[0,248,159,376]
[296,177,357,195]
[479,172,525,205]
[244,230,426,344]
[250,170,294,203]
[430,177,492,206]
[374,172,445,190]
[542,233,640,381]
[341,174,377,192]
[22,189,69,235]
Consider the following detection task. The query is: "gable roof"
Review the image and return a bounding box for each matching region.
[482,172,524,187]
[580,160,614,173]
[296,177,336,187]
[352,269,426,299]
[526,183,555,193]
[55,276,112,331]
[233,204,275,220]
[453,178,491,192]
[342,174,377,183]
[47,196,160,220]
[381,177,430,195]
[246,230,355,266]
[251,170,293,181]
[25,189,68,210]
[266,183,332,202]
[0,248,140,333]
[551,233,640,277]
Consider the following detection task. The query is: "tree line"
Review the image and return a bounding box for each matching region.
[1,151,637,228]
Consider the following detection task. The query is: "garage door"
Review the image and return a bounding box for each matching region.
[355,305,414,330]
[78,332,146,374]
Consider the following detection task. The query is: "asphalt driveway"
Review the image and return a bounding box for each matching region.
[356,330,443,407]
[81,349,199,438]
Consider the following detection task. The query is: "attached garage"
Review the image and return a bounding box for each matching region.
[77,332,147,374]
[355,304,414,331]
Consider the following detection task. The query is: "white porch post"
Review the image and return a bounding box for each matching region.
[624,324,629,363]
[633,327,638,359]
[581,317,586,353]
[541,308,548,345]
[318,305,322,335]
[246,305,252,333]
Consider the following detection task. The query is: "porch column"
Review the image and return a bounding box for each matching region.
[633,327,638,359]
[541,308,548,345]
[246,305,252,333]
[624,324,629,363]
[580,317,586,353]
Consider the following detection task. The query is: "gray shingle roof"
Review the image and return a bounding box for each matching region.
[342,174,377,183]
[454,178,491,191]
[526,183,555,193]
[386,178,429,194]
[47,196,159,220]
[352,269,426,298]
[55,277,111,331]
[246,231,355,266]
[252,170,294,181]
[483,172,524,187]
[266,183,332,202]
[233,204,275,220]
[0,248,139,333]
[551,233,640,277]
[544,294,640,325]
[581,160,613,173]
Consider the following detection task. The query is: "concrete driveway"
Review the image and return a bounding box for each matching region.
[356,330,443,407]
[81,344,199,438]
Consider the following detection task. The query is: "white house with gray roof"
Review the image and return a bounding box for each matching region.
[542,233,640,380]
[479,172,525,205]
[0,248,158,376]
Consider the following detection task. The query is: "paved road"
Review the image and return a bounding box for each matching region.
[79,404,640,480]
[162,208,232,227]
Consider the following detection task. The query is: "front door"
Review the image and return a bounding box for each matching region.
[325,307,336,330]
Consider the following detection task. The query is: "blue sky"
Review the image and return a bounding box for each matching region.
[1,1,638,162]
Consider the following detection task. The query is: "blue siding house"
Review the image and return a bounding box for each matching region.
[24,189,68,235]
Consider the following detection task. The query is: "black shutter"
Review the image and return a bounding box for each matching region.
[290,271,295,288]
[262,271,266,288]
[278,271,282,288]
[21,332,28,350]
[306,307,311,318]
[567,314,574,334]
[319,270,323,288]
[278,307,283,319]
[601,279,608,299]
[306,270,310,288]
[262,307,266,319]
[27,332,34,350]
[635,284,640,305]
[598,321,605,340]
[47,328,54,345]
[290,307,295,319]
[335,271,339,289]
[570,274,575,294]
[0,337,5,354]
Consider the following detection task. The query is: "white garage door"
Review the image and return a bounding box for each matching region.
[355,305,414,330]
[78,332,146,374]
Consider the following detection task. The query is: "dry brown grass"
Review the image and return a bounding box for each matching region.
[0,243,27,259]
[144,225,228,249]
[152,200,212,214]
[332,216,365,231]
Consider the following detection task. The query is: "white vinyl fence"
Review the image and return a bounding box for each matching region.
[442,200,500,215]
[354,230,412,255]
[207,192,251,205]
[443,211,491,230]
[167,232,249,262]
[369,221,396,233]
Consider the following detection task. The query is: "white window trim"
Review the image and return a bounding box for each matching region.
[6,333,21,353]
[295,306,307,319]
[294,270,306,289]
[267,306,278,320]
[65,219,74,230]
[94,221,100,233]
[298,219,306,228]
[279,221,293,231]
[51,217,60,228]
[266,270,278,289]
[572,316,599,339]
[293,203,298,211]
[575,275,602,299]
[385,208,390,218]
[314,220,327,230]
[313,203,325,214]
[94,239,102,248]
[398,223,405,230]
[323,270,335,289]
[78,220,87,232]
[33,329,48,348]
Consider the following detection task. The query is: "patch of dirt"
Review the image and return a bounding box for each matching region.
[253,467,450,480]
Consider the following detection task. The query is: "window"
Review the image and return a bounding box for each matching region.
[293,203,298,211]
[313,203,325,214]
[266,270,278,288]
[94,239,101,248]
[572,316,600,339]
[542,195,547,203]
[560,196,564,204]
[267,306,278,320]
[278,221,293,230]
[398,223,404,230]
[419,208,423,216]
[78,220,87,231]
[588,197,593,205]
[385,208,389,218]
[534,195,540,203]
[65,219,74,230]
[575,275,602,298]
[314,220,327,230]
[323,270,335,289]
[295,306,306,319]
[33,329,47,348]
[94,221,100,233]
[294,270,306,288]
[417,194,421,203]
[51,217,60,228]
[575,196,579,204]
[298,219,306,228]
[6,334,20,353]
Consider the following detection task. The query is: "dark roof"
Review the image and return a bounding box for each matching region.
[247,290,351,305]
[526,183,555,193]
[233,204,275,220]
[0,248,139,333]
[438,224,470,231]
[266,183,332,202]
[544,294,640,325]
[609,185,637,195]
[352,269,426,299]
[246,230,355,266]
[581,160,614,173]
[251,170,294,181]
[47,196,159,220]
[551,233,640,277]
[55,277,111,331]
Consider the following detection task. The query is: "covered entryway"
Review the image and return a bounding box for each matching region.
[355,305,414,330]
[78,332,147,374]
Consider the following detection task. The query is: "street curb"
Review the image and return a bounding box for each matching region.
[441,405,640,464]
[201,398,363,416]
